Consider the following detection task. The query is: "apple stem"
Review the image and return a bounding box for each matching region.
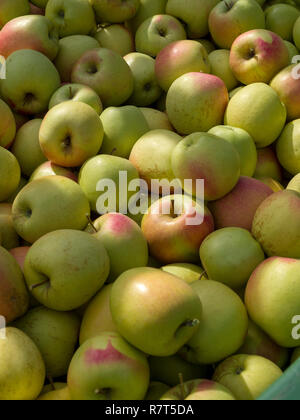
[48,376,55,391]
[199,270,207,280]
[69,86,73,98]
[86,214,98,233]
[30,279,49,291]
[181,319,200,328]
[110,147,117,156]
[179,373,185,400]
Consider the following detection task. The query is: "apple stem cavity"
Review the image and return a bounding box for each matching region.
[86,214,98,233]
[181,319,200,328]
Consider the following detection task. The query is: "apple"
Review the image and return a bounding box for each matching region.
[0,204,20,250]
[45,0,96,37]
[213,354,282,400]
[90,0,140,23]
[270,65,300,121]
[7,177,27,204]
[39,101,104,168]
[110,267,203,356]
[24,229,110,311]
[9,246,30,271]
[135,14,186,57]
[161,263,206,284]
[0,246,29,323]
[200,227,265,290]
[265,4,300,41]
[284,40,299,61]
[196,38,216,54]
[291,348,300,364]
[29,2,45,14]
[38,386,71,400]
[129,0,168,33]
[260,178,284,192]
[224,83,287,148]
[124,53,162,106]
[208,125,257,177]
[11,119,46,178]
[0,99,16,149]
[1,49,60,115]
[245,257,300,347]
[129,129,182,193]
[71,48,134,107]
[253,147,283,182]
[94,24,135,56]
[277,120,300,175]
[67,332,150,400]
[229,29,289,85]
[161,379,236,401]
[180,280,248,365]
[30,161,78,182]
[0,327,45,400]
[54,35,100,82]
[171,132,240,201]
[208,49,239,91]
[0,147,21,203]
[166,0,220,38]
[49,83,103,114]
[30,0,48,8]
[0,15,59,60]
[145,382,170,400]
[140,108,174,131]
[252,190,300,258]
[209,176,273,231]
[14,307,80,378]
[155,40,211,92]
[166,73,229,135]
[142,195,214,264]
[12,176,90,243]
[293,16,300,49]
[238,319,290,369]
[287,173,300,193]
[100,106,149,158]
[0,0,30,29]
[209,0,265,49]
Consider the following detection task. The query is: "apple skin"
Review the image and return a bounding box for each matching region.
[265,4,300,41]
[0,99,16,149]
[7,177,27,204]
[54,35,100,83]
[252,190,300,258]
[200,227,265,290]
[166,73,229,135]
[72,48,134,107]
[38,386,71,400]
[293,15,300,49]
[213,354,282,400]
[0,0,30,29]
[0,15,59,60]
[110,267,203,357]
[238,319,290,369]
[12,119,46,178]
[161,263,206,284]
[142,195,214,264]
[100,106,149,158]
[0,327,45,401]
[291,348,300,364]
[0,246,29,323]
[130,0,168,33]
[39,101,104,168]
[67,332,150,400]
[284,39,299,61]
[29,161,78,182]
[9,246,30,271]
[287,173,300,193]
[24,229,110,311]
[94,24,135,57]
[171,132,240,201]
[209,176,273,231]
[12,176,90,244]
[161,379,236,401]
[229,29,289,85]
[208,0,265,49]
[29,2,45,14]
[260,178,284,192]
[277,120,300,175]
[145,382,170,400]
[1,49,61,115]
[0,147,21,203]
[208,49,239,91]
[224,83,287,148]
[140,107,174,131]
[0,204,20,250]
[253,147,282,182]
[155,40,211,92]
[135,14,186,57]
[90,0,140,23]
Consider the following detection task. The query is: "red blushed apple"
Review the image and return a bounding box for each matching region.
[254,147,283,182]
[30,161,78,182]
[230,29,289,85]
[9,246,30,272]
[142,195,214,264]
[209,176,273,231]
[30,2,45,15]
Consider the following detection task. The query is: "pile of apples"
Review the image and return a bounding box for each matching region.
[0,0,300,402]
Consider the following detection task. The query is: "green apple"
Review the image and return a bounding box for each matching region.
[39,101,104,168]
[94,24,135,56]
[200,228,265,290]
[45,0,96,37]
[140,107,174,131]
[253,147,283,182]
[12,119,46,178]
[208,49,238,91]
[24,229,110,311]
[294,16,300,49]
[196,38,216,54]
[29,161,78,183]
[166,73,229,135]
[284,40,299,61]
[271,65,300,121]
[225,83,287,148]
[54,35,100,82]
[1,49,60,115]
[14,307,80,378]
[276,119,300,175]
[124,53,162,106]
[0,0,30,29]
[0,203,20,250]
[245,257,300,347]
[130,0,168,33]
[40,382,68,395]
[260,178,284,192]
[100,106,149,158]
[291,348,300,364]
[12,176,90,244]
[252,190,300,258]
[162,263,206,284]
[110,267,203,356]
[0,99,16,149]
[265,4,300,41]
[30,0,49,8]
[90,0,140,23]
[38,386,71,400]
[180,280,248,365]
[7,177,27,204]
[208,125,257,177]
[67,332,150,400]
[135,14,186,57]
[0,327,45,400]
[0,147,21,202]
[213,354,282,400]
[0,246,29,323]
[287,173,300,193]
[145,382,170,400]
